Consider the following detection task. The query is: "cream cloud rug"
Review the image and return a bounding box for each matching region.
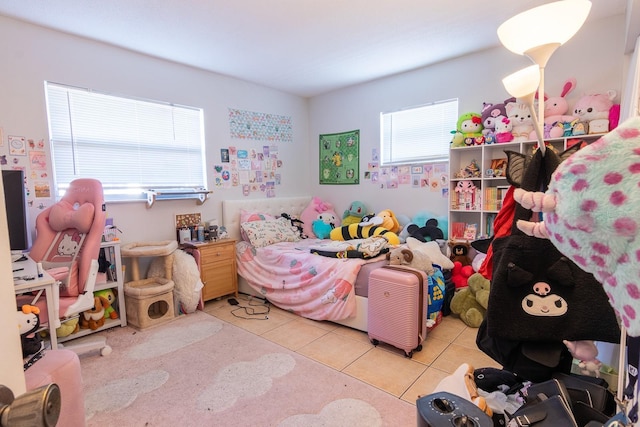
[80,311,415,426]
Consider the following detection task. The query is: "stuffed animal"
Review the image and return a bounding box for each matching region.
[406,218,444,242]
[386,247,435,276]
[406,237,454,270]
[448,240,472,266]
[450,273,490,328]
[494,116,514,143]
[450,261,473,289]
[17,305,43,357]
[300,197,339,238]
[513,116,640,336]
[281,212,306,238]
[330,223,400,245]
[359,209,401,234]
[572,90,617,134]
[95,289,118,319]
[312,212,336,239]
[539,77,578,139]
[81,295,111,330]
[480,98,514,137]
[506,100,534,142]
[451,112,484,147]
[563,340,602,378]
[56,317,80,338]
[342,201,367,226]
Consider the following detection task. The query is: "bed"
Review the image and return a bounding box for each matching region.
[222,196,388,331]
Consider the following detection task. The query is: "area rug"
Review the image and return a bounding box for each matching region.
[80,311,416,426]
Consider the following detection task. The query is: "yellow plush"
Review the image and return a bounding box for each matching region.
[330,223,400,245]
[376,209,401,233]
[56,317,80,338]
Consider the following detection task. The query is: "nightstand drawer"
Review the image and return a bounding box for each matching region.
[198,241,235,264]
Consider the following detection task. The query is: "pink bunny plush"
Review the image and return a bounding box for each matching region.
[528,78,578,140]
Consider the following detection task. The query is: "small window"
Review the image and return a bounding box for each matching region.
[45,82,207,202]
[380,98,458,165]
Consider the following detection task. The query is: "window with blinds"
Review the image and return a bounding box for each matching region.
[380,99,458,165]
[45,82,207,202]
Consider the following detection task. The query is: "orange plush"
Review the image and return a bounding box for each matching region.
[80,295,111,330]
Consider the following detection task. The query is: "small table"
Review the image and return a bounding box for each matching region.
[13,256,59,349]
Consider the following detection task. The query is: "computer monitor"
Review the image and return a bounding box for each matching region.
[2,169,31,251]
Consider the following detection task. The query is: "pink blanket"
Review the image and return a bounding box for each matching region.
[236,239,384,321]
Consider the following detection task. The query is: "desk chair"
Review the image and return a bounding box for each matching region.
[18,178,108,355]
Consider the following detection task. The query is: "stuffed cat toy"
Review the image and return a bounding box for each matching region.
[506,101,534,142]
[513,116,640,336]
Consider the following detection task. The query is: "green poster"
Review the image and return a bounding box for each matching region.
[319,130,359,185]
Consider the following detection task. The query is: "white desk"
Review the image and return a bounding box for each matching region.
[13,256,59,350]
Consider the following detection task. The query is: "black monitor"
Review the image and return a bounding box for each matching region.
[2,169,31,251]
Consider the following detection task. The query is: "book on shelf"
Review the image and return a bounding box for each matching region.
[485,213,497,237]
[463,223,478,240]
[451,222,466,240]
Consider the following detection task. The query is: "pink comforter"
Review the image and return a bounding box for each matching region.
[236,239,384,321]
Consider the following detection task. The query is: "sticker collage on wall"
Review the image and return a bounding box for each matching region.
[214,108,292,197]
[364,148,449,198]
[0,127,54,212]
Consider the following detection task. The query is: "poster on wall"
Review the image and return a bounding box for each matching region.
[319,129,359,185]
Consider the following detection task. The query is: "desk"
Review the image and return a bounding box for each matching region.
[13,257,59,350]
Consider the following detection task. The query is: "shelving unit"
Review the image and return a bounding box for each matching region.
[448,134,606,240]
[58,240,127,344]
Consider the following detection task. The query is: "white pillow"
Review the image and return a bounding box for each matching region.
[241,217,301,248]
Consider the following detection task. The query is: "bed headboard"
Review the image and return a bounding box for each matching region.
[222,196,312,241]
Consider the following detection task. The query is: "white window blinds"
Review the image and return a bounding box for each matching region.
[45,82,207,201]
[381,99,458,165]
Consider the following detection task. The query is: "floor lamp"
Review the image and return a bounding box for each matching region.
[497,0,592,155]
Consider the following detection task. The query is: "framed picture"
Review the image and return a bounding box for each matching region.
[319,130,359,185]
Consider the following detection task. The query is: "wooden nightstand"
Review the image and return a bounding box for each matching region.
[195,239,238,302]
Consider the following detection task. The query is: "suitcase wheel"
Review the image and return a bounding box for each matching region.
[405,350,413,358]
[370,339,379,346]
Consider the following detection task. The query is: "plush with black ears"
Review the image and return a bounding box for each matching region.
[406,218,444,242]
[448,240,472,266]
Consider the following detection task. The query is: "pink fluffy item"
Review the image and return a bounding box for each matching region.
[513,116,640,336]
[299,197,339,239]
[572,90,617,134]
[563,340,602,378]
[532,77,578,139]
[506,101,534,142]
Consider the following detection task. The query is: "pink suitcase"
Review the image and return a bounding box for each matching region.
[367,265,428,358]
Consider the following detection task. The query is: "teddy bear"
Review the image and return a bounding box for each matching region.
[450,273,490,328]
[81,294,111,330]
[386,247,435,276]
[448,240,472,266]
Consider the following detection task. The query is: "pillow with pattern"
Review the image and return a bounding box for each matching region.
[241,217,301,248]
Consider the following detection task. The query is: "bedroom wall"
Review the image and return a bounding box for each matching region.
[308,14,627,223]
[0,14,311,247]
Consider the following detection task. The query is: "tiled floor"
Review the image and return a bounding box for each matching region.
[202,294,501,405]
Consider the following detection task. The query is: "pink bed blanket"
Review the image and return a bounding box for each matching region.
[236,239,385,321]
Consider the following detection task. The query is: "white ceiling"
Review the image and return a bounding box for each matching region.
[0,1,634,98]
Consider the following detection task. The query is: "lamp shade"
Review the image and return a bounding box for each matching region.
[502,65,540,99]
[498,0,591,63]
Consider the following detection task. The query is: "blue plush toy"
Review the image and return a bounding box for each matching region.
[312,212,337,239]
[342,201,367,226]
